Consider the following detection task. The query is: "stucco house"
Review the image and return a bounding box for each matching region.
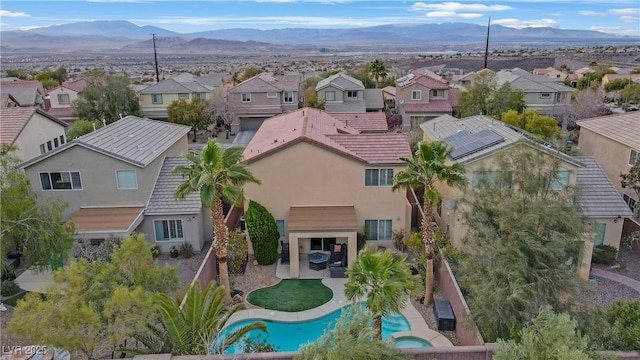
[395,73,453,130]
[532,67,568,82]
[0,107,68,161]
[578,112,640,220]
[420,115,632,279]
[227,72,302,133]
[316,73,383,113]
[495,68,574,115]
[139,73,224,120]
[44,78,88,124]
[20,116,212,253]
[242,107,412,278]
[0,80,47,110]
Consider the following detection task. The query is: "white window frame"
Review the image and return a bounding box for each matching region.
[39,144,46,154]
[196,93,206,101]
[242,93,251,102]
[550,170,570,190]
[154,219,184,242]
[623,194,637,212]
[629,149,638,166]
[39,171,82,191]
[540,93,551,98]
[347,90,358,98]
[116,169,138,190]
[267,92,278,99]
[276,220,285,239]
[151,94,163,104]
[364,219,393,241]
[411,90,422,100]
[365,168,394,187]
[57,93,70,105]
[178,93,189,100]
[592,222,606,246]
[284,91,294,103]
[325,91,336,101]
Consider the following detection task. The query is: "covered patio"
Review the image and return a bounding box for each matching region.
[68,206,144,240]
[285,205,358,278]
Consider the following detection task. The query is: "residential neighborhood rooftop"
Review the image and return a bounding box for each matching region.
[316,73,364,91]
[329,112,388,132]
[145,156,202,215]
[496,68,574,93]
[0,80,45,107]
[577,112,640,150]
[575,156,634,219]
[0,107,68,146]
[230,72,301,93]
[288,205,358,231]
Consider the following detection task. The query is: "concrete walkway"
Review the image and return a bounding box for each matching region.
[591,268,640,293]
[15,269,55,293]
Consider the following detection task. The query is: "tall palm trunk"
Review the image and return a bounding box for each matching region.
[373,314,382,340]
[422,201,435,306]
[211,198,231,303]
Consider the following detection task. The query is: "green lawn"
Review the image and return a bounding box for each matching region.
[3,291,27,307]
[247,279,333,312]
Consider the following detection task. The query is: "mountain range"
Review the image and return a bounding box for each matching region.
[1,20,637,55]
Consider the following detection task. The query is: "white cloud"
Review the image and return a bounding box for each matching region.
[426,11,483,19]
[578,10,603,16]
[492,18,558,28]
[411,2,512,12]
[0,10,30,18]
[589,25,640,35]
[146,15,406,28]
[608,8,640,23]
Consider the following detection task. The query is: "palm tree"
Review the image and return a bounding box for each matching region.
[344,248,414,339]
[125,281,267,355]
[174,139,260,302]
[368,59,388,88]
[392,141,466,306]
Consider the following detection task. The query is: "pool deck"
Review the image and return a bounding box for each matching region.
[225,259,453,348]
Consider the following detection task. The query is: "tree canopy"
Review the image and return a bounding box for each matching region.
[501,109,561,141]
[457,71,525,118]
[621,83,640,105]
[167,97,212,141]
[66,119,105,140]
[72,72,141,124]
[367,59,388,88]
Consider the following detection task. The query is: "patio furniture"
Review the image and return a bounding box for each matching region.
[329,243,348,278]
[280,241,290,264]
[308,252,328,271]
[434,300,456,331]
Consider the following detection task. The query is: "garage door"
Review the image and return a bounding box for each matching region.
[240,117,267,131]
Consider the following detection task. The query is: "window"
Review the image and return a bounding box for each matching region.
[196,93,206,101]
[471,170,511,188]
[347,90,358,98]
[550,170,570,190]
[411,90,421,100]
[365,220,392,241]
[365,168,393,186]
[152,94,163,104]
[310,238,336,251]
[276,220,285,238]
[54,137,59,147]
[267,92,277,99]
[40,171,82,190]
[431,89,444,97]
[60,135,65,145]
[178,93,189,100]
[242,93,251,102]
[623,194,637,213]
[592,222,606,246]
[47,141,52,151]
[284,91,294,103]
[540,93,551,98]
[57,93,70,105]
[116,170,138,189]
[325,91,335,101]
[154,220,184,241]
[630,150,638,166]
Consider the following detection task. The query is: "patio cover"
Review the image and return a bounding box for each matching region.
[68,206,144,236]
[288,205,358,232]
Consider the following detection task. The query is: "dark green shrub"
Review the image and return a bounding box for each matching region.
[592,244,618,265]
[245,200,279,265]
[179,242,194,258]
[227,229,249,273]
[1,279,21,297]
[604,300,640,350]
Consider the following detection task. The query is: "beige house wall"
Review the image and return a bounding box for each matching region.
[288,231,357,278]
[140,92,211,117]
[14,113,66,162]
[522,91,571,115]
[318,85,346,103]
[137,208,211,253]
[48,87,80,108]
[243,141,412,253]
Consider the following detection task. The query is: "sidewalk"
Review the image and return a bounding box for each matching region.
[590,268,640,294]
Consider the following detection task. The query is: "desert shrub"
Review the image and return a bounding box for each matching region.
[180,242,194,258]
[227,229,249,274]
[1,279,21,297]
[69,237,122,262]
[592,244,618,265]
[245,200,279,265]
[604,300,640,351]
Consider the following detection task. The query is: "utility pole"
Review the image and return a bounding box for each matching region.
[152,34,160,83]
[484,17,491,69]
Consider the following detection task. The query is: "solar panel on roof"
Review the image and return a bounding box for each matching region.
[449,129,505,160]
[443,130,472,143]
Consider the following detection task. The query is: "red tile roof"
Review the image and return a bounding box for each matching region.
[46,107,74,119]
[403,100,452,113]
[414,75,448,89]
[63,78,88,93]
[243,107,410,164]
[0,107,37,145]
[329,112,388,132]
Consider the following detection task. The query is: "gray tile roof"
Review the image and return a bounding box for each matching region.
[325,100,366,113]
[577,112,640,151]
[575,156,634,219]
[145,156,202,215]
[316,73,364,91]
[230,72,301,93]
[363,89,383,110]
[21,116,190,168]
[496,68,574,93]
[140,73,217,94]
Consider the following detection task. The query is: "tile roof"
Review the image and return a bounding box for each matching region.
[382,86,396,97]
[288,205,358,231]
[230,72,301,93]
[0,80,44,106]
[21,116,190,168]
[496,68,574,93]
[316,73,364,91]
[363,89,383,110]
[325,99,366,113]
[243,107,410,165]
[1,93,19,107]
[577,112,640,150]
[403,100,452,113]
[0,107,67,145]
[62,78,88,93]
[575,156,634,218]
[145,157,202,215]
[45,107,74,119]
[329,112,388,132]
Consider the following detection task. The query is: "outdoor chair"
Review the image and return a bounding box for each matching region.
[329,243,348,278]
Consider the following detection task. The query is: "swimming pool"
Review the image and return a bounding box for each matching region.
[394,336,433,349]
[218,304,419,354]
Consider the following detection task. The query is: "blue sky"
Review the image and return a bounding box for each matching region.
[1,1,639,35]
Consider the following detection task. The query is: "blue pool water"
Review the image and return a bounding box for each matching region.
[394,336,433,349]
[217,304,415,354]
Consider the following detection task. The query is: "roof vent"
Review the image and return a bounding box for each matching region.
[273,139,278,143]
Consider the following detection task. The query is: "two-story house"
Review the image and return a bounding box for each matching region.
[45,78,88,124]
[578,112,640,220]
[0,107,68,161]
[316,73,383,113]
[227,72,302,133]
[420,115,632,279]
[495,68,574,115]
[139,73,224,120]
[0,80,47,110]
[20,116,212,253]
[395,73,453,130]
[242,107,412,278]
[532,67,568,82]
